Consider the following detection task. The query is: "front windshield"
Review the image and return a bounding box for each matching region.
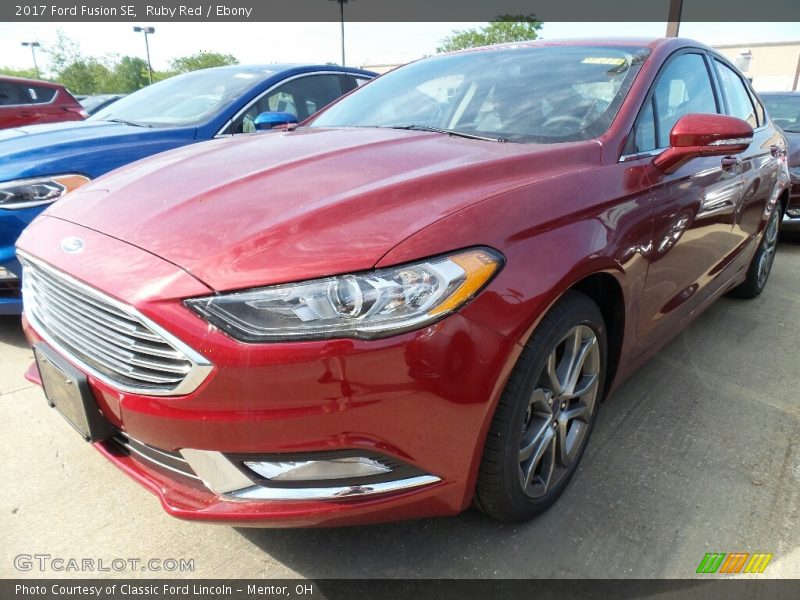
[762,95,800,133]
[311,45,649,143]
[89,68,269,127]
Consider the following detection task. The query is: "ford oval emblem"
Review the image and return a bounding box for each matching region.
[60,237,85,254]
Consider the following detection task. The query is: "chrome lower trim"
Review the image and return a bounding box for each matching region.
[229,475,441,501]
[115,433,201,481]
[179,448,441,500]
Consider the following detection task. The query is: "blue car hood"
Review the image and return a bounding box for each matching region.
[0,120,197,182]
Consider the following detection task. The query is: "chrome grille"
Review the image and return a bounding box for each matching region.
[20,253,212,395]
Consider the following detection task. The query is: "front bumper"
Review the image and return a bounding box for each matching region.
[1,205,43,314]
[18,217,518,526]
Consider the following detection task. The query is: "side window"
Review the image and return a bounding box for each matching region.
[714,60,757,127]
[651,53,719,148]
[224,74,344,135]
[630,54,718,153]
[0,82,30,106]
[27,85,57,104]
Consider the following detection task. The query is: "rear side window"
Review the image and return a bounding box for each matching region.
[0,82,30,106]
[631,53,719,152]
[714,60,757,127]
[27,85,57,104]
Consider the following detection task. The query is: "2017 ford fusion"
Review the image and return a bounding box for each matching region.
[18,38,790,526]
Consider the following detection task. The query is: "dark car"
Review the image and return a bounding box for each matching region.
[79,94,126,115]
[0,64,375,314]
[760,92,800,230]
[0,76,87,129]
[17,38,789,526]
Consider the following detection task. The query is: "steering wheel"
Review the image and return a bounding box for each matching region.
[540,115,584,135]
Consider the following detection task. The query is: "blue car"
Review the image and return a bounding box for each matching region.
[0,64,375,314]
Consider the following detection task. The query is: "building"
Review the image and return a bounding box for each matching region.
[713,41,800,92]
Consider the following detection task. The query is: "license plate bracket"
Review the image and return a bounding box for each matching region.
[33,343,113,443]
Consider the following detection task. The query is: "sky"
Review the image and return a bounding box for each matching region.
[1,21,799,74]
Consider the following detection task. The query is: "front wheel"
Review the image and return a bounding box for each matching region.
[474,291,607,522]
[729,207,780,299]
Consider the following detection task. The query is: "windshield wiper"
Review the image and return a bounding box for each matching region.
[388,124,507,143]
[103,118,152,128]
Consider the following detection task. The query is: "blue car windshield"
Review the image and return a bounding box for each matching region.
[89,67,273,127]
[310,45,649,143]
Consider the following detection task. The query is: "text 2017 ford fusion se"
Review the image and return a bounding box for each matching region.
[17,38,789,526]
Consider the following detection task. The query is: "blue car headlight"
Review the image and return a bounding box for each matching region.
[0,175,90,210]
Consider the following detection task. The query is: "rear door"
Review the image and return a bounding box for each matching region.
[710,58,782,270]
[23,83,62,124]
[634,50,744,349]
[0,81,34,128]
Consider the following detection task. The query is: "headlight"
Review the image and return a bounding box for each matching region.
[789,166,800,179]
[0,175,90,210]
[186,247,503,342]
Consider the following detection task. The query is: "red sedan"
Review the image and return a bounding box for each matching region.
[17,37,790,526]
[0,76,86,129]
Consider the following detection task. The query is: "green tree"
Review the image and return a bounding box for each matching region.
[169,52,239,74]
[111,56,150,92]
[57,59,114,95]
[45,30,82,75]
[0,67,40,79]
[437,15,542,53]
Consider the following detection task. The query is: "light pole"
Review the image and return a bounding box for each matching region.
[21,42,41,79]
[329,0,351,66]
[666,0,683,37]
[133,26,155,84]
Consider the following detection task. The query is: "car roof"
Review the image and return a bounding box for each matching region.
[446,36,704,55]
[195,63,375,77]
[0,75,62,88]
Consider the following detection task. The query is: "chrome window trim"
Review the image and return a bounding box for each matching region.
[214,70,371,138]
[619,147,667,162]
[19,251,213,396]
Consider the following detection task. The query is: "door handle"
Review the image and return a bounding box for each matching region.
[721,156,741,171]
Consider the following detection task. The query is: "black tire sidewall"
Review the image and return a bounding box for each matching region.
[491,292,607,520]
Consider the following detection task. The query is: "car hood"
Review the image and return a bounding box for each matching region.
[44,127,601,292]
[0,120,196,181]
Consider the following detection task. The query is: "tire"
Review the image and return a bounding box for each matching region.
[729,207,781,299]
[474,290,607,522]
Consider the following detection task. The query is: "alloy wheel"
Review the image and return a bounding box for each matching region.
[757,210,780,290]
[518,324,600,498]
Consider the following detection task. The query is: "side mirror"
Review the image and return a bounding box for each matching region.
[653,113,753,174]
[254,111,298,131]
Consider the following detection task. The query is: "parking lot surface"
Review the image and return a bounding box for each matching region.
[2,238,799,579]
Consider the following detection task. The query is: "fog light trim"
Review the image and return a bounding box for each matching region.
[243,457,392,481]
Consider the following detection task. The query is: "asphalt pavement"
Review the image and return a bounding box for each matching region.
[2,236,799,579]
